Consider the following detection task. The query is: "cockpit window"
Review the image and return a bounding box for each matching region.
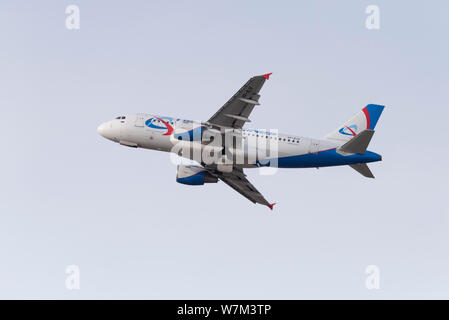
[115,116,126,119]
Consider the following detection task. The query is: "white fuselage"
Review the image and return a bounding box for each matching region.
[98,114,382,169]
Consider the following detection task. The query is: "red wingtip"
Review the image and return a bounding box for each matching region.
[268,202,276,210]
[262,72,272,80]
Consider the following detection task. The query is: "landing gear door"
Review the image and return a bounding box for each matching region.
[135,114,145,127]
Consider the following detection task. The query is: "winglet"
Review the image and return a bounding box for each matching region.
[262,73,272,80]
[268,202,276,210]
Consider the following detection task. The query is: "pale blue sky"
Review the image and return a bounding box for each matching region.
[0,0,448,298]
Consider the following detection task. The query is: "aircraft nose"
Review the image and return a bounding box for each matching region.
[97,122,108,137]
[97,121,118,141]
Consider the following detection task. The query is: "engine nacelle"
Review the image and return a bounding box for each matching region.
[176,165,218,185]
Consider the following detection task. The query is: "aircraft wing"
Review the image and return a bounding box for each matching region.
[206,73,272,129]
[205,166,275,210]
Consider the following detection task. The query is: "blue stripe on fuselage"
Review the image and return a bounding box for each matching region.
[265,148,381,168]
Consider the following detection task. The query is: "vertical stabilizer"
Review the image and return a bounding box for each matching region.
[324,104,384,145]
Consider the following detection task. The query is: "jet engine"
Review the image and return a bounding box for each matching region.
[176,165,218,185]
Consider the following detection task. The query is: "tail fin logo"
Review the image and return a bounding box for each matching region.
[339,125,357,136]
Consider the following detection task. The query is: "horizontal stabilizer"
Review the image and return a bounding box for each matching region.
[338,130,374,154]
[350,163,375,178]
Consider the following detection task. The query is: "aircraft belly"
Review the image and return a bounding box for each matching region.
[275,149,381,168]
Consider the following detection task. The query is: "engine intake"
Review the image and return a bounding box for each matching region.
[176,165,218,185]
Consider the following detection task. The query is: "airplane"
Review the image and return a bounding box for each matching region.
[97,73,384,210]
